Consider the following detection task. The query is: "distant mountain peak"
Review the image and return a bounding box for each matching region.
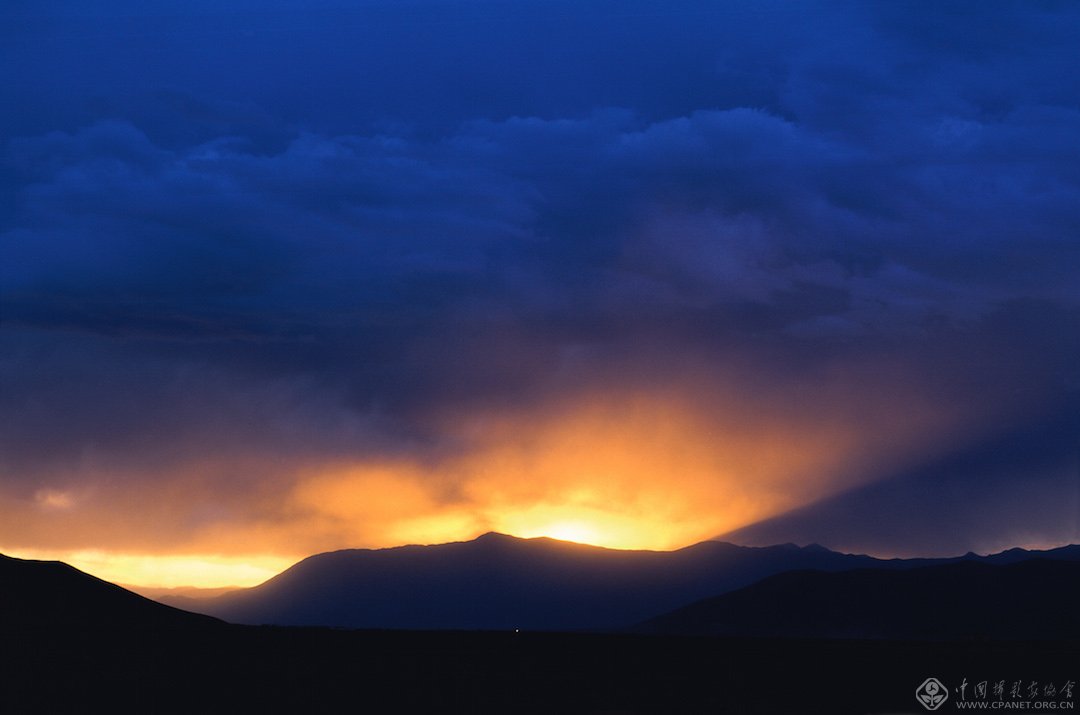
[474,531,517,542]
[765,541,838,554]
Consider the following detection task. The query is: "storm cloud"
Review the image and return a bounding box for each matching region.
[2,0,1079,573]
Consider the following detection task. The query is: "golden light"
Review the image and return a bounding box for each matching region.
[537,521,599,545]
[490,502,684,550]
[0,374,966,587]
[1,547,290,588]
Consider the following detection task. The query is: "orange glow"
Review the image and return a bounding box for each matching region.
[540,522,599,545]
[0,547,289,588]
[0,371,974,587]
[499,510,639,549]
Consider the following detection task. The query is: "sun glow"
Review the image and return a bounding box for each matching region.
[490,502,690,550]
[524,521,600,546]
[541,521,599,545]
[0,381,961,587]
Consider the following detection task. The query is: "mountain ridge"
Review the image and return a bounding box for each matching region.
[169,533,1080,631]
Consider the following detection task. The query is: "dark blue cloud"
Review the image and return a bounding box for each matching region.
[2,0,1079,553]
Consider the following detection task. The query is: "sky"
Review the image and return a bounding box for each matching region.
[2,0,1079,587]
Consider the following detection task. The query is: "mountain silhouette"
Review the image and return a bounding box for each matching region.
[179,533,884,629]
[638,558,1080,639]
[4,546,1079,713]
[174,533,1080,631]
[0,553,220,630]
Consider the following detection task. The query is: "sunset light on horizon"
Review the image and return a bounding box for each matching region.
[0,378,983,587]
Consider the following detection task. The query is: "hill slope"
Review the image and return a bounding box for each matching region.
[175,534,1080,631]
[0,553,220,630]
[2,550,1078,713]
[638,559,1080,639]
[185,533,896,630]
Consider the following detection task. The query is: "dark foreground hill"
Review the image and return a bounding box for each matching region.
[0,552,219,630]
[178,533,1080,631]
[640,559,1080,639]
[3,552,1078,713]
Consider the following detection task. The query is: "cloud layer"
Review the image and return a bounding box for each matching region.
[2,0,1079,575]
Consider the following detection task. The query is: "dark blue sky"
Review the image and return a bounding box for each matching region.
[2,0,1078,569]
